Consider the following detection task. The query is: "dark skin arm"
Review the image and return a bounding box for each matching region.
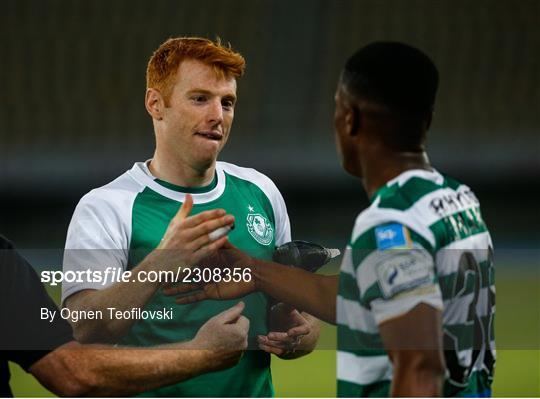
[254,259,338,324]
[378,302,446,397]
[164,243,338,324]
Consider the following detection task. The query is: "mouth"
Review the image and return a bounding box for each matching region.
[195,131,223,141]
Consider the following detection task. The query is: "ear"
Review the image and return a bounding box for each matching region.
[145,88,165,121]
[345,106,361,137]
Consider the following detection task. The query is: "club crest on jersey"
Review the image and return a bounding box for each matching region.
[246,212,273,246]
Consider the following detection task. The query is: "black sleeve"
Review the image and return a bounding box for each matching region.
[0,236,74,370]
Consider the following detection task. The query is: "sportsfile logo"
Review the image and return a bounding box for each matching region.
[41,266,253,286]
[40,267,174,286]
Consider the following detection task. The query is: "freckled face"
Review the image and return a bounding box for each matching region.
[160,59,237,170]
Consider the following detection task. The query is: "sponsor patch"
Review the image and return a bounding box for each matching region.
[375,223,412,250]
[375,249,434,299]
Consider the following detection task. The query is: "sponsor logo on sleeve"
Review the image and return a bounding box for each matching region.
[375,249,434,299]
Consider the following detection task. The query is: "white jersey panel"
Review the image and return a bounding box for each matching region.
[62,171,144,303]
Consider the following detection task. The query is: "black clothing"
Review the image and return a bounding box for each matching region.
[0,236,73,397]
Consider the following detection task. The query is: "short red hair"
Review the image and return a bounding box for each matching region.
[146,37,246,101]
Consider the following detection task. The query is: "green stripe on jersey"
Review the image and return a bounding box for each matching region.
[338,323,384,353]
[338,379,390,397]
[339,272,361,302]
[376,177,442,211]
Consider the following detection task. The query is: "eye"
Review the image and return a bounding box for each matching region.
[192,95,207,103]
[222,99,235,110]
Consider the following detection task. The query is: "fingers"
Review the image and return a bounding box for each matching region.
[258,334,302,354]
[267,332,289,341]
[215,301,245,323]
[182,208,228,228]
[237,315,250,349]
[258,343,285,356]
[190,235,229,262]
[177,214,233,253]
[284,310,310,337]
[288,309,306,325]
[161,204,233,257]
[175,193,193,221]
[189,215,234,237]
[259,333,300,346]
[162,282,201,296]
[236,315,250,333]
[261,333,302,345]
[175,290,209,304]
[287,323,310,338]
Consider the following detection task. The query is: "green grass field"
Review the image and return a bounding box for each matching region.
[8,270,539,397]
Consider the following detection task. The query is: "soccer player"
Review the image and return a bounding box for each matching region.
[0,235,248,397]
[61,37,319,397]
[167,42,496,397]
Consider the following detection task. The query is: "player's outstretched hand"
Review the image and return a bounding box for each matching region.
[147,193,235,272]
[162,241,257,303]
[190,301,250,371]
[258,305,311,356]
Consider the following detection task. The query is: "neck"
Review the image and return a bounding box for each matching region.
[149,152,216,188]
[361,149,432,199]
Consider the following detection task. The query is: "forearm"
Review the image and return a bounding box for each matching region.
[66,255,165,343]
[390,359,444,397]
[381,304,445,396]
[253,259,338,324]
[32,341,219,397]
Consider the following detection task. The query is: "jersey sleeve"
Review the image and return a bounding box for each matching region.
[0,236,73,370]
[270,184,291,246]
[62,189,132,303]
[352,222,443,325]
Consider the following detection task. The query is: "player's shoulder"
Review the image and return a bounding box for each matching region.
[377,169,478,210]
[351,169,480,250]
[350,204,434,250]
[75,168,145,215]
[351,182,442,251]
[217,161,281,193]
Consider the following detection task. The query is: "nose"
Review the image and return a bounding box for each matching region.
[207,98,224,125]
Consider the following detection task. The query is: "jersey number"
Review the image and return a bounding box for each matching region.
[443,246,495,386]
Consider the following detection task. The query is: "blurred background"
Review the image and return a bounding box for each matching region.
[1,0,538,396]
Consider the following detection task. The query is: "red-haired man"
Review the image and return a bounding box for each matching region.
[61,37,319,397]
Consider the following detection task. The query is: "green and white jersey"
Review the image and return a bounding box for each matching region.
[337,169,495,397]
[62,160,291,397]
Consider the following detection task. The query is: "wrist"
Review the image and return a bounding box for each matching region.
[250,258,263,292]
[135,253,167,289]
